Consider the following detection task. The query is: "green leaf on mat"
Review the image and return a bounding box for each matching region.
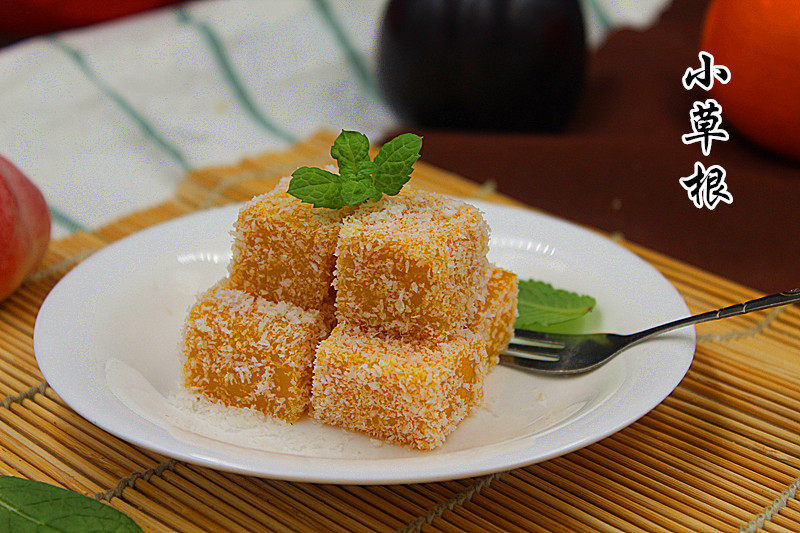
[0,475,141,532]
[515,280,596,328]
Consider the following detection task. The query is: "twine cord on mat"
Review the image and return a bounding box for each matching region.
[1,382,48,409]
[397,472,504,533]
[741,475,800,533]
[94,458,177,502]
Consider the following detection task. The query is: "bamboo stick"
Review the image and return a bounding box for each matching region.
[572,446,737,530]
[690,358,800,408]
[653,401,800,470]
[509,468,643,533]
[0,417,100,495]
[533,459,699,533]
[1,403,145,480]
[638,413,797,487]
[291,482,405,531]
[588,440,753,522]
[216,471,351,532]
[253,478,376,532]
[175,465,309,532]
[474,480,594,533]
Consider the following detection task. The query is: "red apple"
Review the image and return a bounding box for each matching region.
[2,1,184,37]
[0,156,51,301]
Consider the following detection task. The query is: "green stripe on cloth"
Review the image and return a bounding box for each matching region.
[311,0,376,93]
[584,0,612,31]
[175,8,299,145]
[48,205,87,233]
[48,38,192,173]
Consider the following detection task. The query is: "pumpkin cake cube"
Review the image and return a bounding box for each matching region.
[182,281,328,423]
[474,266,519,367]
[334,190,490,339]
[310,324,488,450]
[228,177,347,311]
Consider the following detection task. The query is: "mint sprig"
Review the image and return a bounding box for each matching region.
[515,280,596,329]
[288,130,422,208]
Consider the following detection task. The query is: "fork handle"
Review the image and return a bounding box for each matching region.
[632,288,800,342]
[716,288,800,318]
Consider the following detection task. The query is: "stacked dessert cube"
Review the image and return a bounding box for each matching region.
[183,178,341,423]
[181,178,518,450]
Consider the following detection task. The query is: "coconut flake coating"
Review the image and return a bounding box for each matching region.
[228,177,347,311]
[183,182,516,450]
[182,280,329,423]
[310,324,488,450]
[334,189,490,339]
[473,267,519,367]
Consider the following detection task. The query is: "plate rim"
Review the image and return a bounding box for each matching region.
[33,200,695,484]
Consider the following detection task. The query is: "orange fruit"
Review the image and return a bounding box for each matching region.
[701,0,800,161]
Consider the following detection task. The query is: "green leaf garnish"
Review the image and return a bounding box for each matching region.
[287,167,345,209]
[372,133,423,196]
[515,280,596,328]
[288,130,423,208]
[341,176,379,206]
[0,475,142,532]
[330,130,370,174]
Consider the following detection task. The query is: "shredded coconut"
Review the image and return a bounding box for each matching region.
[180,184,520,451]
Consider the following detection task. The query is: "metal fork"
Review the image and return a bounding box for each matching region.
[500,288,800,375]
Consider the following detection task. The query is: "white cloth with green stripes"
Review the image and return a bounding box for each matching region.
[0,0,670,238]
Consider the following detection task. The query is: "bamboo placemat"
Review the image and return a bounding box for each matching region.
[2,131,799,532]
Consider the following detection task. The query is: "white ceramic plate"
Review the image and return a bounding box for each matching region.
[34,200,694,484]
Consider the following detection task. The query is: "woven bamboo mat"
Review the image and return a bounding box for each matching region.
[2,131,799,532]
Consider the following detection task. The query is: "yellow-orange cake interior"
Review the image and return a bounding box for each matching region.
[182,281,328,423]
[310,324,488,450]
[228,177,348,311]
[334,190,490,339]
[474,267,519,367]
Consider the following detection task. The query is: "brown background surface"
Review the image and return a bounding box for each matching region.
[3,0,798,294]
[396,0,799,295]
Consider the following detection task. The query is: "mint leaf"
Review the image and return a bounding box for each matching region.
[372,133,423,195]
[340,159,378,183]
[515,280,596,328]
[340,160,379,205]
[341,179,379,206]
[287,166,345,209]
[287,130,422,208]
[330,130,370,174]
[0,475,142,532]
